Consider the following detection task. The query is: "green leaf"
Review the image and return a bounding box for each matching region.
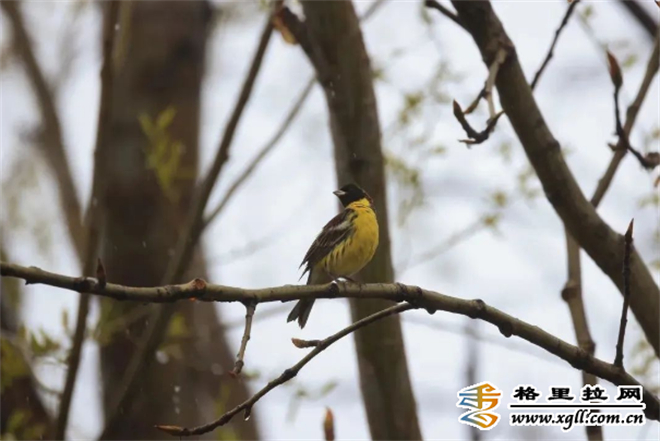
[166,313,189,338]
[157,106,177,130]
[61,309,69,334]
[319,380,338,397]
[0,338,30,392]
[6,409,28,435]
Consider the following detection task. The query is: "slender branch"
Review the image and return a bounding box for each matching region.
[530,0,580,90]
[451,48,507,145]
[231,302,256,375]
[424,0,466,30]
[155,304,413,436]
[2,260,659,422]
[614,219,635,368]
[562,232,602,440]
[484,48,508,119]
[1,1,85,256]
[591,32,660,206]
[203,78,314,228]
[55,2,119,438]
[463,86,486,115]
[609,50,659,171]
[100,13,275,438]
[452,100,504,146]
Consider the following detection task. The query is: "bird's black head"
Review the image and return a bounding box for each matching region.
[333,184,373,207]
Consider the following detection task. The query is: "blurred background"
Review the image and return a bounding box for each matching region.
[1,0,658,439]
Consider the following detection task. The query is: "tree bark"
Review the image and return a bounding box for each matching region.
[299,2,422,439]
[451,0,660,355]
[98,2,258,439]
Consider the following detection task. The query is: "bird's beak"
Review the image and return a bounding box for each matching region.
[333,190,346,197]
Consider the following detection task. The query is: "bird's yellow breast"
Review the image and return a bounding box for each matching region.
[320,199,379,277]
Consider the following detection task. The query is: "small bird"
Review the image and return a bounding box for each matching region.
[287,183,379,328]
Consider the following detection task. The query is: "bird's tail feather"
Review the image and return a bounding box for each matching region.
[286,298,315,328]
[287,269,324,328]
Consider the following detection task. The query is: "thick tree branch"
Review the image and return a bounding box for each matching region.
[55,3,119,438]
[155,304,413,436]
[1,1,85,256]
[2,260,659,422]
[451,0,660,356]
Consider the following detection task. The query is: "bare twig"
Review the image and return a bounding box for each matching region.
[530,0,580,90]
[54,2,119,438]
[484,48,508,119]
[451,48,507,145]
[2,260,659,422]
[203,78,314,228]
[452,100,504,146]
[155,304,413,436]
[100,13,275,438]
[614,219,635,368]
[232,302,256,375]
[608,50,659,171]
[424,0,466,30]
[592,34,660,206]
[463,86,486,115]
[562,232,602,440]
[1,1,85,256]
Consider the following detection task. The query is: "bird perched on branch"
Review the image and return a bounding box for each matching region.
[287,183,379,328]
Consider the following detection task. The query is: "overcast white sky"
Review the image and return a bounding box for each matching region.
[1,1,659,440]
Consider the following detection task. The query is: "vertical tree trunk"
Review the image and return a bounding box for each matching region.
[98,2,258,439]
[299,2,422,439]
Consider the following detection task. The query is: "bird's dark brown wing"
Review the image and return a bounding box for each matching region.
[300,208,354,277]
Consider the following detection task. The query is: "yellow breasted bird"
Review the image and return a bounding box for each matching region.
[287,184,379,328]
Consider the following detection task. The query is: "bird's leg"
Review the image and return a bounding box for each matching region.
[325,271,357,285]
